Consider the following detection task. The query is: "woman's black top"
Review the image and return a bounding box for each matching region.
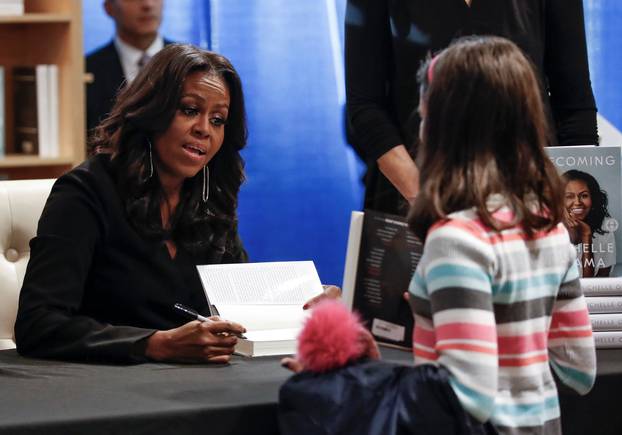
[14,154,247,362]
[345,0,598,215]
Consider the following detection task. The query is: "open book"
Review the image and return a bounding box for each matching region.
[196,261,323,357]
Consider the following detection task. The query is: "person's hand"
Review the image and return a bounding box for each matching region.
[280,327,380,373]
[303,285,342,310]
[565,210,592,244]
[145,317,246,363]
[377,145,420,203]
[576,219,592,244]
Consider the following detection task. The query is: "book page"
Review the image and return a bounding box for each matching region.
[197,261,323,305]
[216,305,310,331]
[243,328,300,342]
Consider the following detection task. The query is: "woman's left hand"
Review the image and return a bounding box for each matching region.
[303,285,342,310]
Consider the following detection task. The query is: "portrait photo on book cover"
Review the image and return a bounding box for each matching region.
[547,146,622,278]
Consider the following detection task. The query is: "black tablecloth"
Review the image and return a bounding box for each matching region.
[559,349,622,435]
[0,349,286,435]
[0,348,621,434]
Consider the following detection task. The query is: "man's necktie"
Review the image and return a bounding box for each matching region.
[137,52,151,69]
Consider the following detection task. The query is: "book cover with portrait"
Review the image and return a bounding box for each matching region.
[547,146,622,278]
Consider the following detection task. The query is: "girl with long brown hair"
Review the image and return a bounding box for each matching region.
[408,36,596,434]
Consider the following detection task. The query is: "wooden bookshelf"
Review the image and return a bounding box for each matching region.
[0,14,72,24]
[0,0,84,179]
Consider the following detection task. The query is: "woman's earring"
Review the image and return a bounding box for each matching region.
[202,165,210,203]
[146,138,154,179]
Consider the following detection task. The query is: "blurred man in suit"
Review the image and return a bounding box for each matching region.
[86,0,170,136]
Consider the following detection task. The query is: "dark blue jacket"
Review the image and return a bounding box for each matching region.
[279,360,497,435]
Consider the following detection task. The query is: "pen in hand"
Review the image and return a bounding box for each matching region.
[173,303,247,339]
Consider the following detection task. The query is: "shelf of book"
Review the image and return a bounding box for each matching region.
[0,155,73,168]
[0,13,71,24]
[0,0,84,179]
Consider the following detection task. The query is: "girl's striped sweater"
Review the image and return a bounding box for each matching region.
[409,206,596,435]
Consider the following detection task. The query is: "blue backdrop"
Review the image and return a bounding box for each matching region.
[83,0,621,285]
[584,0,622,132]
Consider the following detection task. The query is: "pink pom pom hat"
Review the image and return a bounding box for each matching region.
[296,300,366,373]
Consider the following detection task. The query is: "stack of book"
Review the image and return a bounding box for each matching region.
[0,0,24,15]
[583,277,622,348]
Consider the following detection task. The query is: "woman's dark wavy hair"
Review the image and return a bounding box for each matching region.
[408,36,565,240]
[563,169,611,235]
[90,43,247,255]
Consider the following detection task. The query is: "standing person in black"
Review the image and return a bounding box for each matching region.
[86,0,172,135]
[16,44,250,363]
[345,0,598,216]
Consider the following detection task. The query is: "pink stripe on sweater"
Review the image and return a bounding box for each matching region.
[414,325,436,347]
[499,353,549,367]
[497,331,547,355]
[436,322,497,343]
[414,347,439,361]
[548,329,593,340]
[430,219,565,246]
[550,309,591,329]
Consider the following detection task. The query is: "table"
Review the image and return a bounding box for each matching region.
[0,349,285,435]
[1,348,621,434]
[558,349,622,435]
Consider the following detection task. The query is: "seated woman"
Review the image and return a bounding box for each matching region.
[15,44,335,363]
[563,169,616,277]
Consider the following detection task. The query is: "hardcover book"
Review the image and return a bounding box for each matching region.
[581,277,622,296]
[546,146,622,277]
[0,0,24,16]
[12,66,39,154]
[0,66,4,157]
[585,296,622,314]
[342,210,423,349]
[12,64,59,157]
[593,331,622,349]
[590,313,622,332]
[42,64,59,158]
[196,261,323,357]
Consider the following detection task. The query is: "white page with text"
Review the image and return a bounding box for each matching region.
[197,261,323,305]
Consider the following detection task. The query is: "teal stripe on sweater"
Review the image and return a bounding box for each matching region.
[449,378,495,422]
[491,272,564,303]
[409,272,427,298]
[427,263,491,293]
[491,396,560,427]
[549,360,595,394]
[562,261,580,283]
[427,263,490,282]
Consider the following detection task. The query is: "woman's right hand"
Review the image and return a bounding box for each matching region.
[565,210,591,244]
[145,318,246,363]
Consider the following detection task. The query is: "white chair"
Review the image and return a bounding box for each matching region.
[0,179,54,350]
